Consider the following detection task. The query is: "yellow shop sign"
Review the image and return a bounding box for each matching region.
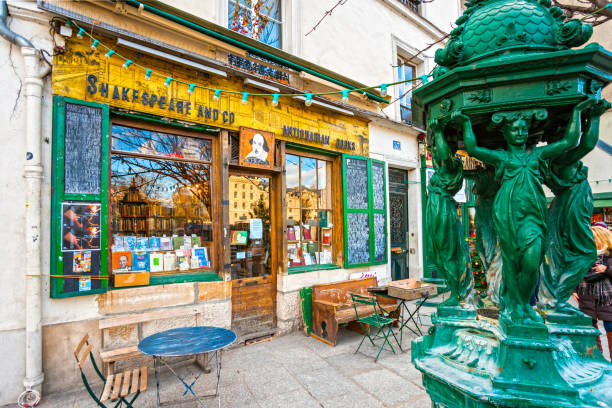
[52,39,369,156]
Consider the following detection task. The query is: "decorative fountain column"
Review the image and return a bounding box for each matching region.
[411,1,612,407]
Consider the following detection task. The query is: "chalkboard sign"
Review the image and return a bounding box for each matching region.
[372,161,385,211]
[374,213,386,262]
[64,103,102,195]
[345,158,368,209]
[346,212,370,265]
[342,156,388,268]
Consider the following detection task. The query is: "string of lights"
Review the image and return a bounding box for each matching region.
[69,19,431,107]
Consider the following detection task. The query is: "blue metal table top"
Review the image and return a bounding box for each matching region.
[138,326,237,357]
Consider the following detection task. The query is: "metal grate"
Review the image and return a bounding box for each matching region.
[389,168,407,185]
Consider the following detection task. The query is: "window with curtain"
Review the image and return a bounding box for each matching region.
[286,153,334,267]
[228,0,282,48]
[397,58,415,124]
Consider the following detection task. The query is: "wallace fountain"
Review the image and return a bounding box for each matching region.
[411,0,612,406]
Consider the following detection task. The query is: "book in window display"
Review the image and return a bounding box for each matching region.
[160,236,172,250]
[112,251,132,272]
[132,251,149,271]
[163,252,177,271]
[149,236,161,251]
[137,237,149,250]
[149,253,163,272]
[124,236,137,251]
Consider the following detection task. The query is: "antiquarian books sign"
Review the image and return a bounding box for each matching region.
[239,127,275,170]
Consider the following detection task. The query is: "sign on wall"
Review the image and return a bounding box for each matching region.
[53,38,370,156]
[239,127,275,170]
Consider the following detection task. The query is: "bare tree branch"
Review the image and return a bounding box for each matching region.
[553,0,612,26]
[305,0,349,36]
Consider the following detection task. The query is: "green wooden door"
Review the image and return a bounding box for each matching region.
[389,168,409,281]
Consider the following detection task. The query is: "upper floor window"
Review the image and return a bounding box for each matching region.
[397,0,421,14]
[397,57,415,125]
[228,0,282,48]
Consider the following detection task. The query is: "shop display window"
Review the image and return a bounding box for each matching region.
[286,153,334,268]
[110,124,214,280]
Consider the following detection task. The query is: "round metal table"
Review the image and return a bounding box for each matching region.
[139,326,237,408]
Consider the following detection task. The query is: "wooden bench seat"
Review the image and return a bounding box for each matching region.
[311,277,397,346]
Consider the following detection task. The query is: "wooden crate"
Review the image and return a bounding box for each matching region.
[387,279,436,300]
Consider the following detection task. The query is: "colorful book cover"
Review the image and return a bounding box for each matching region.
[193,247,210,268]
[111,235,124,251]
[172,235,184,250]
[183,235,192,249]
[124,236,137,251]
[322,231,332,245]
[160,236,172,250]
[132,251,149,271]
[230,230,248,245]
[303,226,312,240]
[190,255,200,269]
[287,228,296,241]
[178,255,190,270]
[72,251,92,273]
[149,236,161,251]
[137,237,149,250]
[78,276,91,292]
[191,235,201,247]
[163,253,177,271]
[149,253,163,272]
[112,251,132,272]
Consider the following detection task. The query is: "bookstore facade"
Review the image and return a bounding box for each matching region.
[50,33,389,337]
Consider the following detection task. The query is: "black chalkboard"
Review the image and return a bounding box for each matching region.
[374,213,386,262]
[64,103,102,194]
[372,162,385,210]
[346,212,370,265]
[62,250,102,293]
[345,158,368,209]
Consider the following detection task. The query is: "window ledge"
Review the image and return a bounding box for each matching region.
[111,271,222,290]
[288,264,340,275]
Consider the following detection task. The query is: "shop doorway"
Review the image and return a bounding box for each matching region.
[229,172,276,335]
[389,168,409,281]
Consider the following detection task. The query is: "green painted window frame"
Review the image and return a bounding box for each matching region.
[51,96,110,298]
[341,155,388,269]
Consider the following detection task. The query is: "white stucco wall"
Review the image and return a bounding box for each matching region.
[583,20,612,197]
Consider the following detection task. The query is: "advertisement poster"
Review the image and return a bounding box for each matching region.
[61,202,101,252]
[249,218,263,239]
[239,127,275,170]
[72,251,92,273]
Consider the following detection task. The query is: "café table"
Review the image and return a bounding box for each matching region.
[138,326,237,408]
[368,279,437,346]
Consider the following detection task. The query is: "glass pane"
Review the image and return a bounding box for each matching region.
[345,157,369,209]
[319,210,333,265]
[301,157,317,209]
[390,193,406,245]
[112,124,212,162]
[317,160,332,210]
[286,154,299,206]
[374,213,386,262]
[229,175,271,279]
[346,212,370,265]
[228,0,281,48]
[110,155,213,274]
[372,161,385,210]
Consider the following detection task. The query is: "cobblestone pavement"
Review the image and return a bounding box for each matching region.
[33,309,435,408]
[11,304,612,408]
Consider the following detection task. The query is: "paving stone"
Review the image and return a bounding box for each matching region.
[378,352,424,386]
[394,395,433,408]
[259,388,321,408]
[273,345,331,374]
[353,368,424,406]
[321,390,386,408]
[242,365,303,401]
[293,366,360,401]
[325,349,383,377]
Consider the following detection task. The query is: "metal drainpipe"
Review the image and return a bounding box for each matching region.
[1,0,51,397]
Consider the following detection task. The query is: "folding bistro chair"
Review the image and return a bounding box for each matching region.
[74,334,148,408]
[350,293,402,362]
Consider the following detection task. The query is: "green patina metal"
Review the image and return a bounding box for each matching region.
[411,0,612,407]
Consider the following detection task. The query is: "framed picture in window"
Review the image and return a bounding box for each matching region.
[239,127,275,169]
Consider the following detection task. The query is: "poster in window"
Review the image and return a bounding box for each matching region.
[61,202,101,252]
[239,127,275,169]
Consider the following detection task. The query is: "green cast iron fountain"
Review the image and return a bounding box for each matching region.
[411,0,612,406]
